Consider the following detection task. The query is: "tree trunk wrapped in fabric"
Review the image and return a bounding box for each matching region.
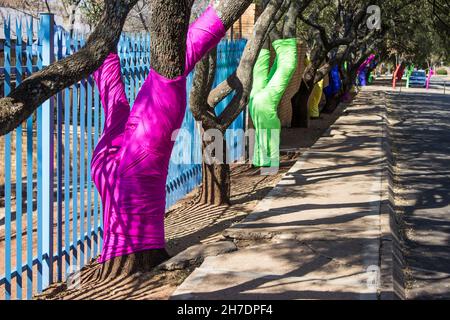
[357,54,375,87]
[249,38,297,168]
[302,56,322,119]
[322,65,342,113]
[392,63,406,89]
[426,68,434,89]
[324,65,342,98]
[406,64,415,88]
[308,80,324,118]
[91,6,226,264]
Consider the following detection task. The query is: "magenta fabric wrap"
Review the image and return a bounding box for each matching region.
[357,54,376,75]
[92,6,226,263]
[426,69,434,89]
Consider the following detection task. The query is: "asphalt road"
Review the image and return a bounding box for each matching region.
[387,77,450,299]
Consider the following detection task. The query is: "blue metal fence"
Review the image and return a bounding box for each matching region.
[0,13,246,300]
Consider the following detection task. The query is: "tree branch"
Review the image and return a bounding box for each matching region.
[208,0,313,109]
[213,0,253,30]
[190,49,219,130]
[217,0,293,130]
[0,0,139,136]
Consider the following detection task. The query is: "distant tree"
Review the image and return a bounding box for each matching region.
[291,0,373,127]
[428,0,450,32]
[79,0,104,29]
[1,0,84,34]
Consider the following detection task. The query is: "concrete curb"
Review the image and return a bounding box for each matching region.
[379,90,395,300]
[384,91,407,300]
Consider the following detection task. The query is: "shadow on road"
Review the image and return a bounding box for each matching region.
[387,89,450,299]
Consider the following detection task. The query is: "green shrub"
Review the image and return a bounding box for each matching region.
[436,69,448,75]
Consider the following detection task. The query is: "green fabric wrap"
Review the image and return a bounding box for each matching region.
[249,38,298,167]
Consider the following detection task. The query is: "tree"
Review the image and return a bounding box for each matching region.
[79,0,104,29]
[64,0,82,37]
[190,0,284,205]
[428,0,450,32]
[189,0,313,206]
[0,0,255,279]
[1,0,447,282]
[99,0,256,278]
[381,0,450,68]
[290,0,371,127]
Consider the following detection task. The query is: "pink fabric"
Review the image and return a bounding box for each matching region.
[426,69,434,89]
[357,54,375,75]
[92,6,226,263]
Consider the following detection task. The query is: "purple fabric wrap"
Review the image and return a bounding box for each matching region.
[92,6,225,263]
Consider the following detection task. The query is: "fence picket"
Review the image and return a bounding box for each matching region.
[56,30,64,284]
[64,32,72,279]
[14,18,23,300]
[25,17,34,300]
[36,18,43,293]
[71,34,79,272]
[3,16,12,301]
[86,75,93,263]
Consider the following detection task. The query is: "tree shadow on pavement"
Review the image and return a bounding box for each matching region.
[387,91,450,299]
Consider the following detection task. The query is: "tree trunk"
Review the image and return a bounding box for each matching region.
[322,94,340,114]
[97,0,192,279]
[96,249,170,280]
[200,138,231,206]
[96,0,251,278]
[291,79,312,128]
[340,64,359,101]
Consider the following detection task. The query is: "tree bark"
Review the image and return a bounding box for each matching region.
[322,94,340,114]
[200,139,231,206]
[96,248,170,280]
[291,79,313,127]
[150,0,193,78]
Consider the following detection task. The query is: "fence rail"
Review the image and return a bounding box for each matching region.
[0,13,246,300]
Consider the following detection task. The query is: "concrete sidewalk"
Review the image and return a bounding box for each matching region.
[171,87,393,300]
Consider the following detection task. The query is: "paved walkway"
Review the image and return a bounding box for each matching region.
[387,77,450,299]
[171,86,393,300]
